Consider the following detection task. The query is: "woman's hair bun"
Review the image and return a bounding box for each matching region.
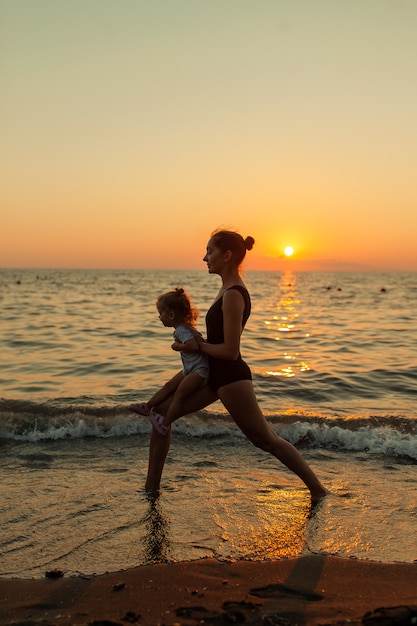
[244,236,255,251]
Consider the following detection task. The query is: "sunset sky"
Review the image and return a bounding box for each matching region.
[2,0,417,271]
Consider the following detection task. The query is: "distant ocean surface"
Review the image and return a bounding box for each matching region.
[1,268,416,578]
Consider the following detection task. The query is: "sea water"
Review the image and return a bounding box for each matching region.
[0,268,416,578]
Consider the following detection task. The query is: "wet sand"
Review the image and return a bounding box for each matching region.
[1,554,416,625]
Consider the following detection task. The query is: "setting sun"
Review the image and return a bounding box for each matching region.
[284,246,294,257]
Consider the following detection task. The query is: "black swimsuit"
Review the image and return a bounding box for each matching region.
[206,285,252,392]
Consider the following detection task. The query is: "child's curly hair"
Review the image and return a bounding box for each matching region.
[156,287,199,327]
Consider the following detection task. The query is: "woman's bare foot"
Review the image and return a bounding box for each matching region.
[310,487,330,502]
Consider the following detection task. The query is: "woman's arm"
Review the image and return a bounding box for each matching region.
[217,289,244,359]
[171,338,198,352]
[178,290,244,360]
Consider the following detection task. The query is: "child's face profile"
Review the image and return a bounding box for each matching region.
[157,306,174,327]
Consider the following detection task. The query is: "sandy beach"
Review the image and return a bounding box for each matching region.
[1,555,416,625]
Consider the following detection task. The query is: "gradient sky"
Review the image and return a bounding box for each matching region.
[2,0,416,271]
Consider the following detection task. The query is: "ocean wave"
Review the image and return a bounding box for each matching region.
[254,365,417,403]
[1,399,416,462]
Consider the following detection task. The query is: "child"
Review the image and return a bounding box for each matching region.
[129,287,209,435]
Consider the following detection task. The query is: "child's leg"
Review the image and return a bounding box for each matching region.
[130,371,184,415]
[162,372,205,427]
[148,371,184,408]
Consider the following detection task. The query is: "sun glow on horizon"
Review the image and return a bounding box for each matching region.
[1,3,417,272]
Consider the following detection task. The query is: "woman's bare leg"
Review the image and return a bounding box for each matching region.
[219,380,328,499]
[145,425,172,491]
[145,385,218,491]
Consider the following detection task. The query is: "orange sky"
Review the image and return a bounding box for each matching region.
[2,1,417,271]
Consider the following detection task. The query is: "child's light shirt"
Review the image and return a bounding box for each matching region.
[174,324,209,382]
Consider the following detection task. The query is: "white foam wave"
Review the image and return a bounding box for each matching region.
[278,421,417,460]
[0,414,149,442]
[1,409,416,461]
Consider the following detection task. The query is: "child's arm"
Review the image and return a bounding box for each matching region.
[147,371,184,408]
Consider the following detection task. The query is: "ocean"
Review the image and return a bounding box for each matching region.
[1,268,416,578]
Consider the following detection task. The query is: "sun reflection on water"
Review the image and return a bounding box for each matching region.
[212,478,321,561]
[264,271,311,378]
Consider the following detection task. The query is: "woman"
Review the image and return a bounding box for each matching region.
[145,229,327,500]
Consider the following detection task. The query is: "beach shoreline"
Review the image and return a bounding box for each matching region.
[1,555,416,625]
